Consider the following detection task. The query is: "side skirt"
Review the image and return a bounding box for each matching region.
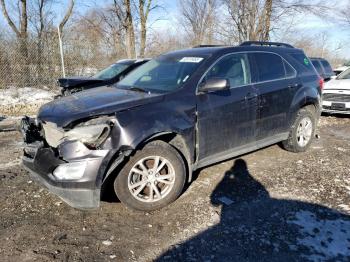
[194,132,289,170]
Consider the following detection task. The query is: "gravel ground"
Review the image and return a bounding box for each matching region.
[0,115,349,262]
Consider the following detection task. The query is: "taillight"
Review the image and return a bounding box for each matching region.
[319,78,324,91]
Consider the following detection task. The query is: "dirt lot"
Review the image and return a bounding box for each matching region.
[0,115,349,262]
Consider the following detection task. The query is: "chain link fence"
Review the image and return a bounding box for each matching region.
[0,35,112,90]
[0,35,117,116]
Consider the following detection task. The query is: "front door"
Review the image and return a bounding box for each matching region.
[196,53,258,163]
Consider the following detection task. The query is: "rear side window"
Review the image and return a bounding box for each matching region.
[205,53,251,87]
[320,60,333,75]
[253,53,286,82]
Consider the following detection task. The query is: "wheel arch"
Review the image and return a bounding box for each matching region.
[289,86,321,127]
[101,131,193,194]
[140,132,193,182]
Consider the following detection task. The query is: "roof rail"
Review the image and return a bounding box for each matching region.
[240,41,294,48]
[193,45,226,48]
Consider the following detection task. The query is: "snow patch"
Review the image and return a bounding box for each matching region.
[0,87,55,106]
[288,210,350,261]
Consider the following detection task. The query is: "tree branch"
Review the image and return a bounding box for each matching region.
[0,0,21,37]
[58,0,74,33]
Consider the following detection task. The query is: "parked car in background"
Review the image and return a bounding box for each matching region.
[21,41,322,211]
[333,66,349,76]
[57,59,150,96]
[310,57,334,81]
[322,68,350,114]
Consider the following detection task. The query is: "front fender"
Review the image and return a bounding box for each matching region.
[115,105,195,155]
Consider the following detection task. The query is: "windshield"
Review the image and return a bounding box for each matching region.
[94,63,129,80]
[117,55,206,93]
[337,68,350,80]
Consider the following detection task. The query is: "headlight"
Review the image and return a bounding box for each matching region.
[53,161,87,180]
[63,124,111,148]
[42,117,113,148]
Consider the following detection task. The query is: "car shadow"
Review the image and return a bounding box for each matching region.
[156,159,350,261]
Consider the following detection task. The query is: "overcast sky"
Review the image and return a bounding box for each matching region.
[1,0,349,59]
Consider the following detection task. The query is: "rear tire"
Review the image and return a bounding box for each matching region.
[282,108,316,153]
[114,141,186,211]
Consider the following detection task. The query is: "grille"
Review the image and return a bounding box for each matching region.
[323,93,350,102]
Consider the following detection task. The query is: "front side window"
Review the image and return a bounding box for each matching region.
[117,55,206,93]
[254,53,286,82]
[204,53,251,88]
[94,63,129,80]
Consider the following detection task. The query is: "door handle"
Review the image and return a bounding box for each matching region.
[288,83,301,89]
[245,92,258,100]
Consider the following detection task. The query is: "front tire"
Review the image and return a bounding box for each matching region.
[114,141,186,211]
[282,108,316,153]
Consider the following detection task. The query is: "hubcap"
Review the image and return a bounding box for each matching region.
[128,156,175,203]
[296,116,313,147]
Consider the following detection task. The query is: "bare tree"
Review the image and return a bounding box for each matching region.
[58,0,75,36]
[222,0,326,43]
[339,2,350,26]
[112,0,136,58]
[29,0,56,81]
[138,0,154,57]
[0,0,29,83]
[0,0,28,51]
[179,0,218,46]
[222,0,279,42]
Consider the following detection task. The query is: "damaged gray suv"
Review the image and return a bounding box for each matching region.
[21,42,322,211]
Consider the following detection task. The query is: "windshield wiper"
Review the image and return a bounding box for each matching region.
[129,86,150,93]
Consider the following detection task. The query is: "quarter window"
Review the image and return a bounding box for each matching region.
[204,53,251,88]
[289,53,315,75]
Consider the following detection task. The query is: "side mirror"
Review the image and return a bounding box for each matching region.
[198,78,230,93]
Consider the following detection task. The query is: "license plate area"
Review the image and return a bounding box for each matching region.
[331,103,346,110]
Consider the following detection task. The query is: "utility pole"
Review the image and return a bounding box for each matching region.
[58,26,66,77]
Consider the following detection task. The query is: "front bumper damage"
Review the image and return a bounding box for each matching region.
[20,117,123,209]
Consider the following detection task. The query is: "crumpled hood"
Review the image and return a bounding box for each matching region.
[324,79,350,91]
[57,76,104,89]
[38,86,163,127]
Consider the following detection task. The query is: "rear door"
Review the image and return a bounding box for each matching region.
[196,53,258,162]
[250,52,300,140]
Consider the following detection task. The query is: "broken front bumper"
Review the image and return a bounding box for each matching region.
[21,118,116,209]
